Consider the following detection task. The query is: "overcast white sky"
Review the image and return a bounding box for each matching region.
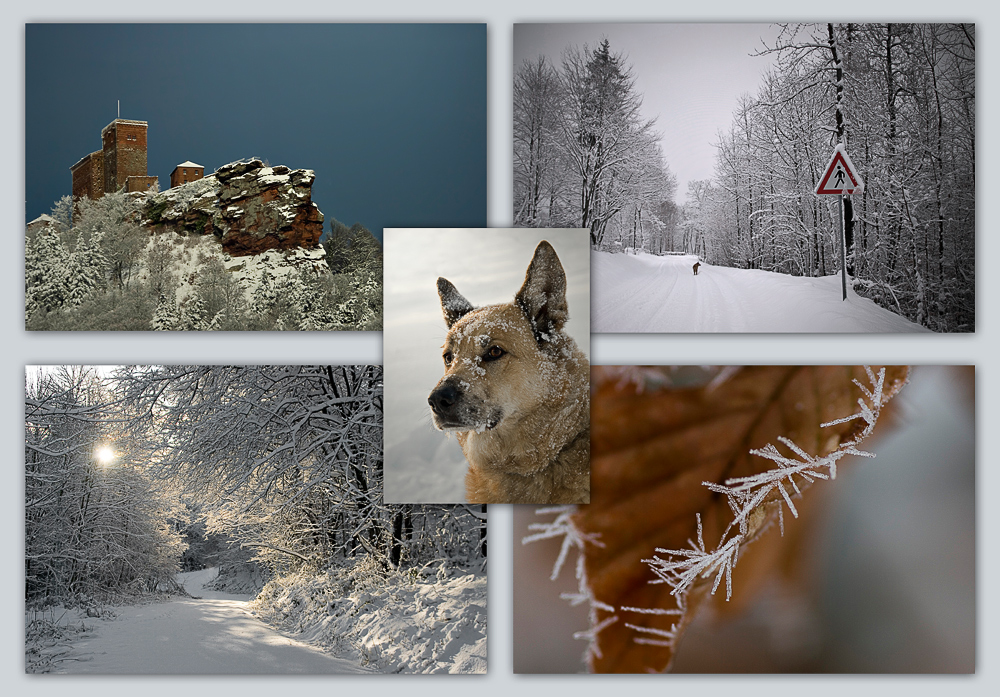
[514,23,782,205]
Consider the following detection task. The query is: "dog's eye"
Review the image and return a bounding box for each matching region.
[443,351,453,366]
[483,345,506,362]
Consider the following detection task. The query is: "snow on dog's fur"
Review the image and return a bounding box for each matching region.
[428,241,590,504]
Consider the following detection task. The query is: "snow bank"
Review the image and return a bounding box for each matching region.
[249,559,486,674]
[204,562,267,596]
[25,606,103,673]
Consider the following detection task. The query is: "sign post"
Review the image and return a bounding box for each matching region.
[815,145,864,301]
[837,195,846,300]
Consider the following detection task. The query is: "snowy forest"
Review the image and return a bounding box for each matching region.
[514,39,678,249]
[514,24,975,332]
[25,193,383,331]
[25,366,486,673]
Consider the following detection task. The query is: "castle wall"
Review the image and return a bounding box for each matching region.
[126,176,159,193]
[70,151,104,201]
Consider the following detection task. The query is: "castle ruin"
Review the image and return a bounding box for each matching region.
[70,118,159,200]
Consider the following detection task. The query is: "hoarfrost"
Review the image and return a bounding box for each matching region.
[641,366,904,608]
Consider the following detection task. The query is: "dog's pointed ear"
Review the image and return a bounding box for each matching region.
[437,277,474,328]
[515,240,568,343]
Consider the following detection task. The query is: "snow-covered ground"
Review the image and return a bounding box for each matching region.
[594,251,929,333]
[38,568,367,674]
[145,233,328,308]
[384,425,468,503]
[31,564,486,674]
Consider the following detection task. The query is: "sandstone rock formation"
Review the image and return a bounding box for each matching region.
[144,159,325,256]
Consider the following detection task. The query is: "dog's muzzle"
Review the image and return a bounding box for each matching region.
[428,381,502,432]
[428,383,461,417]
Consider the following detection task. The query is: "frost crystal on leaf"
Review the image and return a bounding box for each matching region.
[635,366,899,639]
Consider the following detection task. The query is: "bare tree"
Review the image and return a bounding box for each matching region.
[514,40,678,251]
[698,23,974,330]
[115,365,484,574]
[25,367,184,606]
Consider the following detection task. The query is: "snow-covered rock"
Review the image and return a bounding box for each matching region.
[144,158,325,256]
[222,246,330,284]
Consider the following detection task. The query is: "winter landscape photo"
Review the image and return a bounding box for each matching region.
[25,366,487,674]
[513,24,975,332]
[382,229,590,504]
[515,366,974,673]
[25,23,487,331]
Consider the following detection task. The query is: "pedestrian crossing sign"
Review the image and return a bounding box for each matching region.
[815,145,864,195]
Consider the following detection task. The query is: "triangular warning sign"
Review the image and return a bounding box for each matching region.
[815,146,864,195]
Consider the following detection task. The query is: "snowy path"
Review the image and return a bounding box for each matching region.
[593,251,929,333]
[54,568,369,675]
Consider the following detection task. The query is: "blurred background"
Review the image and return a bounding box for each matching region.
[513,365,975,673]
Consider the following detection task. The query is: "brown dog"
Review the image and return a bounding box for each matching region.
[693,261,701,275]
[428,241,590,504]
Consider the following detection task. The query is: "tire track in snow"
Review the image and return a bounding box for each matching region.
[593,250,927,333]
[593,253,680,331]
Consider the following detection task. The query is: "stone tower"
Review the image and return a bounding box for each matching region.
[101,118,150,193]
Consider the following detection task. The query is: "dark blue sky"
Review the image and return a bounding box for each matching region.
[25,24,487,240]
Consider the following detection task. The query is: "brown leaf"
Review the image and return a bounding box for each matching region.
[573,365,909,673]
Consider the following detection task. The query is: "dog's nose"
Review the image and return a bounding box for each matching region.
[428,384,460,414]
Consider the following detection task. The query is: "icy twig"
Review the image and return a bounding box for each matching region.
[523,506,616,662]
[523,505,603,581]
[638,367,893,617]
[622,583,688,649]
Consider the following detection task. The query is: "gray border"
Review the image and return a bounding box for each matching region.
[7,1,997,695]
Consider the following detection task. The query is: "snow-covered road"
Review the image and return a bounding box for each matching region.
[53,568,368,674]
[593,251,929,333]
